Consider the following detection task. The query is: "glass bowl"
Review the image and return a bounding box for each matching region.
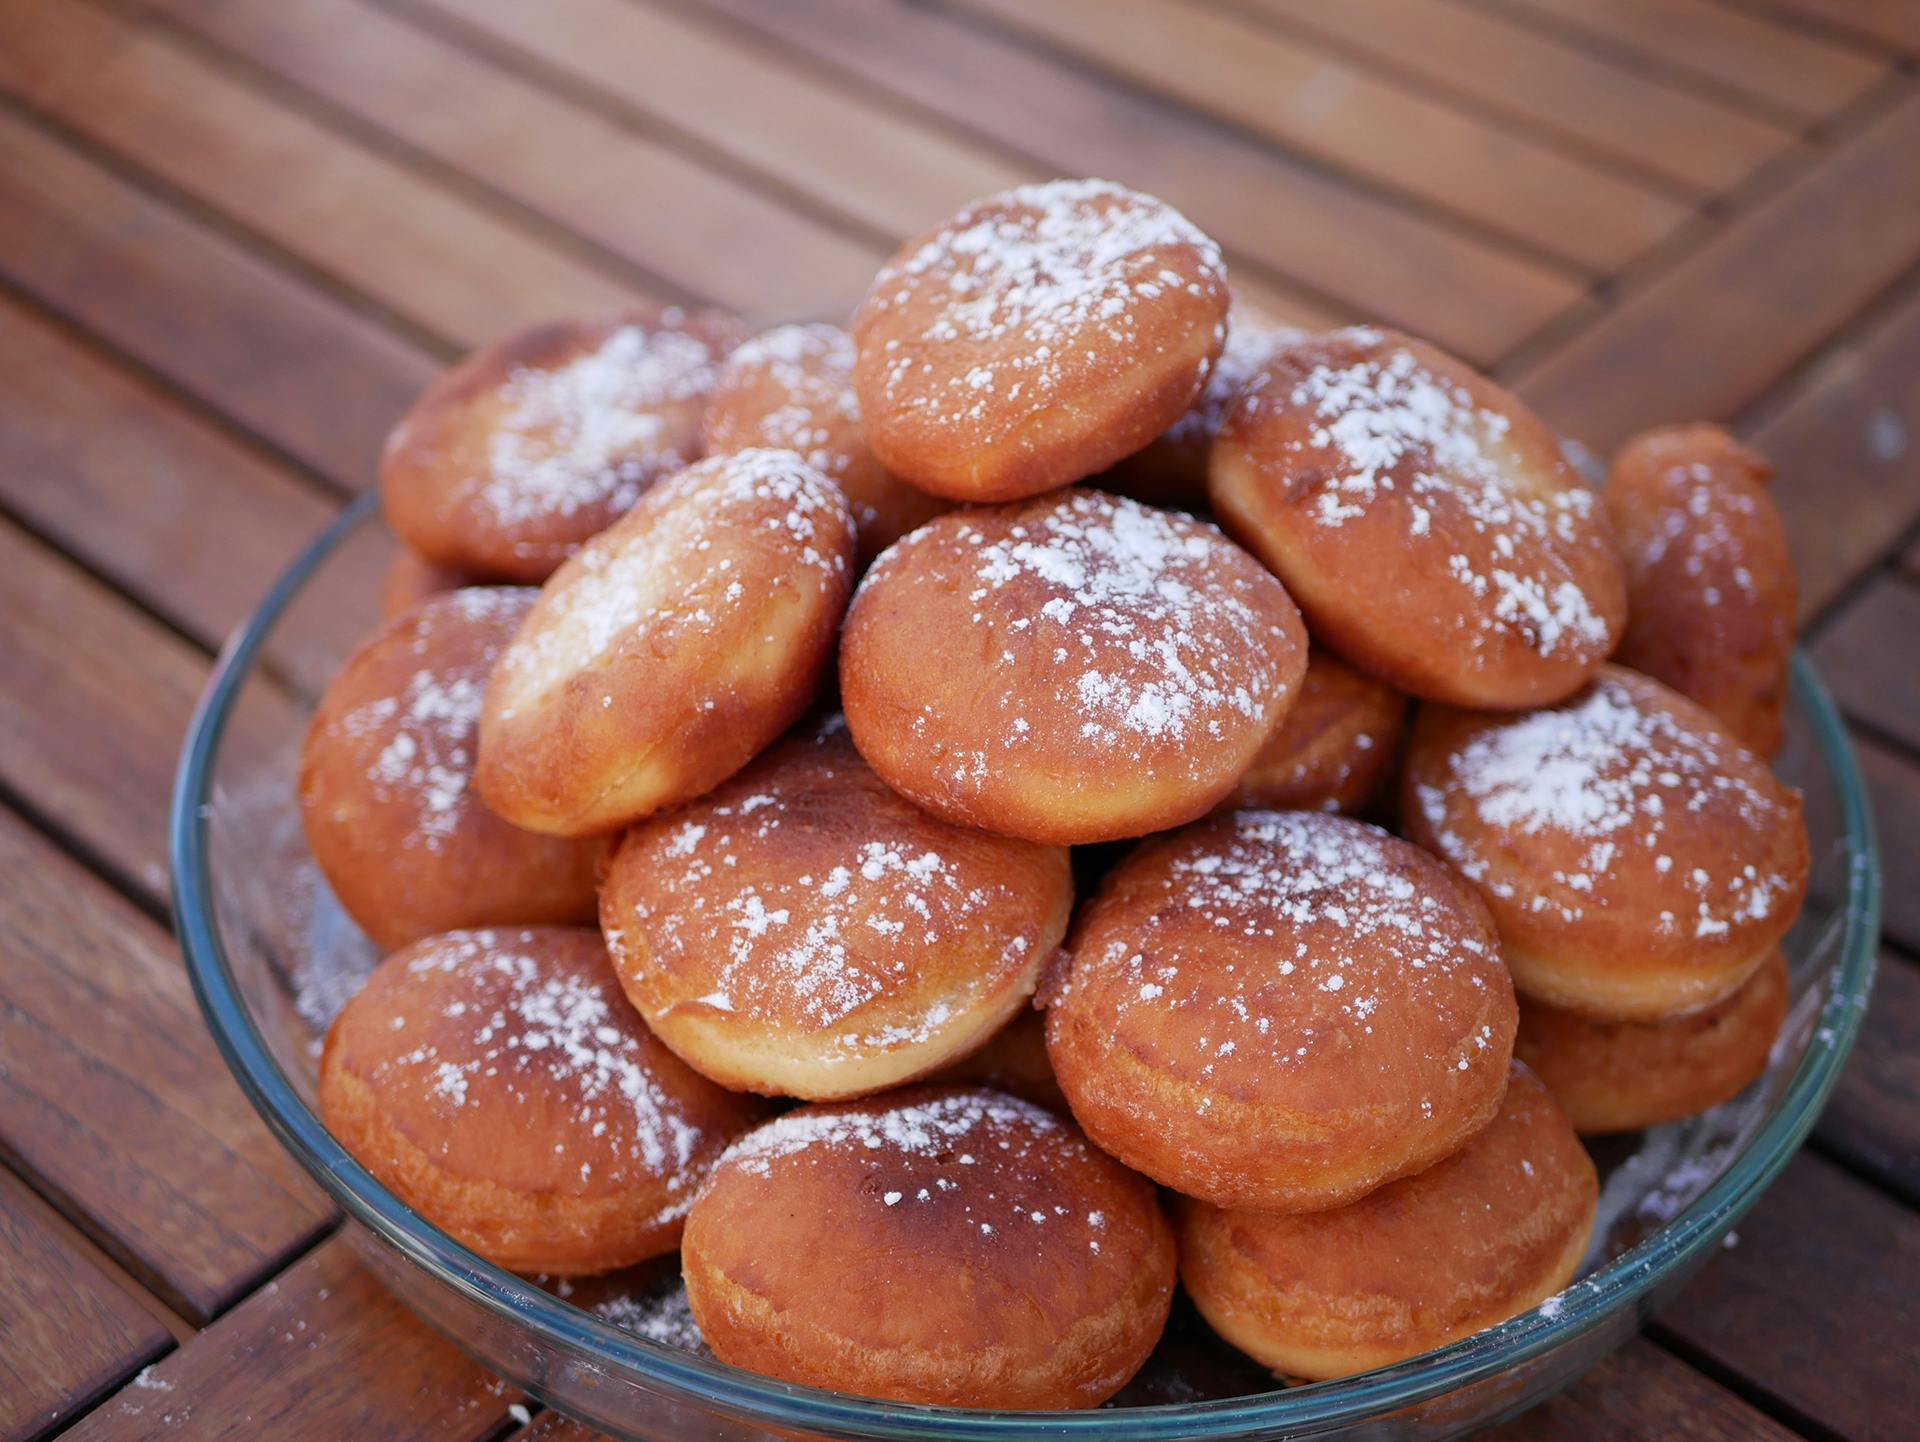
[172,490,1880,1441]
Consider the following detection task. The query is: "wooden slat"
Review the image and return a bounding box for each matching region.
[1486,1336,1801,1440]
[1816,954,1920,1203]
[688,0,1583,365]
[1810,576,1920,749]
[0,0,646,354]
[65,1237,520,1442]
[1484,0,1886,121]
[154,0,884,323]
[0,1169,172,1442]
[1856,739,1920,955]
[1511,81,1920,456]
[1231,0,1799,196]
[0,803,332,1322]
[0,102,434,493]
[1734,0,1920,53]
[1655,1153,1918,1442]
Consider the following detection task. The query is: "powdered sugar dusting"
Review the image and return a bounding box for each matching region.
[1162,314,1304,448]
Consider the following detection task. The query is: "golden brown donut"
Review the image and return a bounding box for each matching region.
[1403,665,1810,1022]
[1178,1062,1596,1380]
[1209,326,1626,708]
[840,486,1308,844]
[381,548,482,620]
[682,1086,1175,1407]
[1047,809,1517,1212]
[1105,306,1305,510]
[701,322,950,568]
[852,179,1229,502]
[1606,424,1796,757]
[382,308,746,582]
[318,927,762,1275]
[298,588,606,950]
[476,449,855,836]
[599,715,1073,1100]
[1231,646,1408,815]
[927,1005,1068,1113]
[1517,947,1788,1134]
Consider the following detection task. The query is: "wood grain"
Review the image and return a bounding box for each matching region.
[1855,738,1920,954]
[1815,954,1920,1202]
[1810,576,1920,749]
[0,1169,172,1442]
[1485,1336,1802,1440]
[1734,0,1920,53]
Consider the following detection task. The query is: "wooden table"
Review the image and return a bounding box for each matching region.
[1,0,1916,1437]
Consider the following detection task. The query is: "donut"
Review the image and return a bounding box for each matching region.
[1105,306,1305,510]
[1403,665,1809,1022]
[927,1005,1067,1113]
[381,548,480,620]
[318,927,763,1274]
[1230,646,1407,815]
[1178,1062,1595,1380]
[701,323,950,568]
[852,179,1229,502]
[1606,424,1796,757]
[382,308,747,582]
[1209,326,1626,708]
[840,486,1308,844]
[1517,947,1788,1134]
[298,588,605,949]
[1046,809,1517,1212]
[475,449,855,837]
[599,714,1073,1100]
[682,1085,1175,1407]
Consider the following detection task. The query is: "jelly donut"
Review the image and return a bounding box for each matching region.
[318,927,762,1274]
[1178,1062,1595,1380]
[1403,665,1809,1022]
[1231,646,1407,815]
[298,589,605,949]
[382,308,746,582]
[1210,326,1626,708]
[701,323,949,568]
[476,449,855,836]
[381,549,480,620]
[840,487,1307,844]
[1517,947,1788,1134]
[682,1086,1175,1408]
[1047,809,1517,1212]
[1106,307,1305,511]
[852,179,1229,502]
[599,715,1073,1100]
[1606,424,1796,757]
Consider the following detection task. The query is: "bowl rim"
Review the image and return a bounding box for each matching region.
[171,488,1882,1439]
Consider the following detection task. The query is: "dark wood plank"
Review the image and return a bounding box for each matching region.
[1809,575,1920,749]
[1855,738,1920,955]
[688,0,1584,365]
[1230,0,1799,196]
[1511,81,1920,455]
[1655,1152,1918,1442]
[0,803,332,1322]
[1484,1336,1802,1440]
[1737,0,1920,53]
[66,1237,520,1442]
[1483,0,1887,121]
[945,0,1688,274]
[0,0,646,353]
[154,0,884,323]
[0,1169,172,1442]
[0,101,434,495]
[1816,954,1920,1203]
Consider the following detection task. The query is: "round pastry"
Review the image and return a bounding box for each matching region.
[682,1086,1175,1408]
[1209,326,1626,708]
[476,449,855,837]
[1606,423,1795,757]
[840,486,1308,844]
[1178,1062,1595,1380]
[381,549,480,619]
[599,714,1073,1100]
[1105,306,1305,510]
[318,927,762,1275]
[1230,646,1407,815]
[382,308,746,582]
[852,179,1229,502]
[298,588,605,949]
[1046,809,1517,1212]
[701,322,949,568]
[1403,665,1809,1021]
[926,1006,1067,1112]
[1517,947,1788,1134]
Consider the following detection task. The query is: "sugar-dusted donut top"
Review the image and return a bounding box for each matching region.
[707,324,863,481]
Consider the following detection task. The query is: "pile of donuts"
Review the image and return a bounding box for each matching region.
[303,178,1808,1409]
